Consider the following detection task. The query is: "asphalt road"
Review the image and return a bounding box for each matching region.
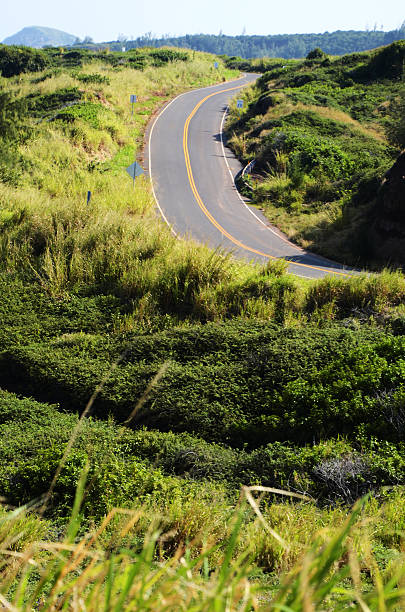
[147,74,356,279]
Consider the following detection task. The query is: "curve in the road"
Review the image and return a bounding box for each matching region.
[148,76,358,279]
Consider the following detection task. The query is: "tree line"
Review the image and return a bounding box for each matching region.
[107,25,405,58]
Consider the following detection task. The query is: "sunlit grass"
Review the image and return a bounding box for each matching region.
[2,483,405,610]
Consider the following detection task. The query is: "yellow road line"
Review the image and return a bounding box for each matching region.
[183,86,353,278]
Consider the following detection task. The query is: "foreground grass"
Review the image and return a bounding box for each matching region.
[2,483,405,610]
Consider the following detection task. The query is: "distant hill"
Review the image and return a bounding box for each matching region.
[3,26,77,48]
[104,25,405,59]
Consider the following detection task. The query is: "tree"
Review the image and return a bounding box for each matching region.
[306,47,327,60]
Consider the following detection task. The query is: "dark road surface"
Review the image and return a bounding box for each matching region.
[147,75,357,279]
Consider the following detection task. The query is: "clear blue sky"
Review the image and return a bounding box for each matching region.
[2,0,405,43]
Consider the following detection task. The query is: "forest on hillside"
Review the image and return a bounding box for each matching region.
[100,25,405,58]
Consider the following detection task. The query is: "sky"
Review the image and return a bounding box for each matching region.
[2,0,405,43]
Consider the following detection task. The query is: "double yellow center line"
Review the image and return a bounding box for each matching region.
[182,85,353,278]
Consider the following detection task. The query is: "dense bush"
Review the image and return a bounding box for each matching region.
[0,142,26,185]
[0,89,29,185]
[306,47,328,61]
[2,388,405,522]
[386,85,405,149]
[0,305,395,446]
[0,89,28,142]
[264,129,355,180]
[75,72,110,84]
[354,40,405,81]
[54,102,108,128]
[148,49,189,64]
[226,41,404,266]
[26,88,82,115]
[0,45,49,77]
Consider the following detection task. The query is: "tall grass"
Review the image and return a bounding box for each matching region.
[3,50,405,325]
[307,270,405,315]
[2,484,405,610]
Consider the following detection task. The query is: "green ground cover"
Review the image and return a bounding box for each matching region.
[226,41,405,267]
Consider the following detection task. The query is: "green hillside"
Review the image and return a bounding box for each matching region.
[2,26,77,48]
[1,43,405,609]
[225,41,405,268]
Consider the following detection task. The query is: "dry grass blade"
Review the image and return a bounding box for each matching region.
[124,361,170,425]
[243,486,290,549]
[0,593,18,612]
[246,486,311,501]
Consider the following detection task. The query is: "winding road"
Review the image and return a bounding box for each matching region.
[147,74,356,279]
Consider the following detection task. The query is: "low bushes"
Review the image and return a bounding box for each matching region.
[2,389,405,520]
[0,302,397,446]
[0,45,49,77]
[26,88,82,116]
[226,41,403,266]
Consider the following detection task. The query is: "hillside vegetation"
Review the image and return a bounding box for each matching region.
[226,41,405,268]
[81,25,405,59]
[1,44,405,609]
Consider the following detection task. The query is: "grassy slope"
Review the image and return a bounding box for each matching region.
[225,42,405,268]
[1,46,405,607]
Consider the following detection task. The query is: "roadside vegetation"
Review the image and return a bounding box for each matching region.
[226,41,405,268]
[1,43,405,609]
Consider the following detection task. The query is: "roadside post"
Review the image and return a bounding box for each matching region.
[130,94,137,116]
[87,190,91,204]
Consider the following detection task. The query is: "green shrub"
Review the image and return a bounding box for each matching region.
[149,49,189,65]
[128,56,147,70]
[2,389,405,514]
[306,47,328,61]
[0,45,49,77]
[262,128,355,181]
[54,102,106,128]
[0,90,29,185]
[354,40,405,81]
[58,49,88,67]
[75,72,110,84]
[0,89,28,142]
[0,312,391,447]
[0,142,26,185]
[386,85,405,149]
[26,88,82,115]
